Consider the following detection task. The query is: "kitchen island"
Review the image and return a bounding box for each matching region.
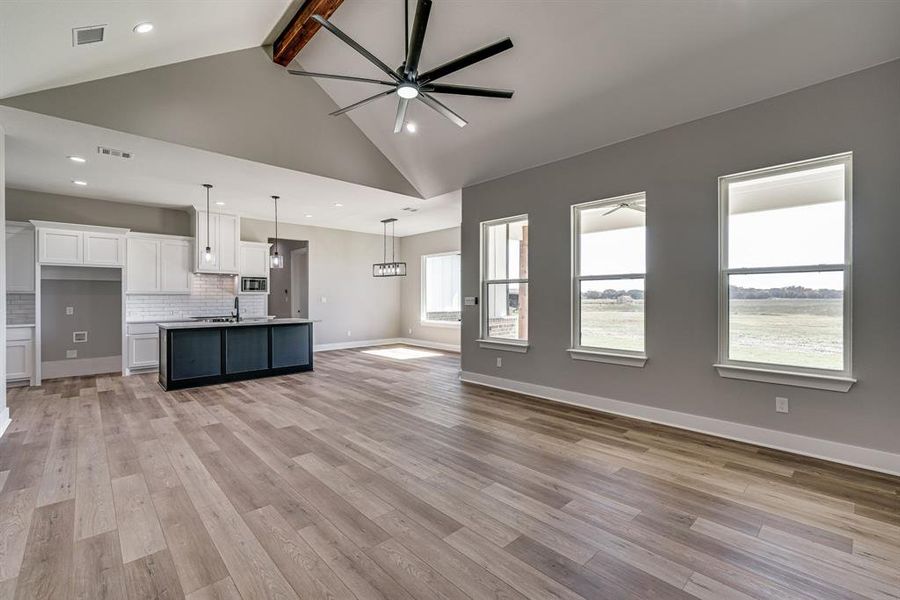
[158,318,313,390]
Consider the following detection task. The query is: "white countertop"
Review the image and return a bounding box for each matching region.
[158,318,313,330]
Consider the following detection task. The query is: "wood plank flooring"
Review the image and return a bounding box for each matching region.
[1,345,899,599]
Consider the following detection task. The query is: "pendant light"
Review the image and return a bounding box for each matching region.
[372,218,406,277]
[270,195,284,269]
[201,184,215,265]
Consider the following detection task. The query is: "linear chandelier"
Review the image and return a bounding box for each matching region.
[373,218,406,277]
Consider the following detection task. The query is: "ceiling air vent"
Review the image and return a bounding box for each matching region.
[97,146,133,160]
[73,25,106,46]
[400,207,419,213]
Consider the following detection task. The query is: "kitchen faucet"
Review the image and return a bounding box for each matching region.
[232,296,240,322]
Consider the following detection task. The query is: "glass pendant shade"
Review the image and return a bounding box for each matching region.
[202,184,215,265]
[203,246,215,265]
[270,195,284,269]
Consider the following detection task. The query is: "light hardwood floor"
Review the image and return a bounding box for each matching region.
[1,345,899,599]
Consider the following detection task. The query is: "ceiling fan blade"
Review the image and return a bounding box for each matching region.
[422,83,513,98]
[418,93,467,128]
[312,15,401,82]
[393,98,410,133]
[419,37,513,84]
[329,89,396,116]
[602,205,624,216]
[287,70,396,86]
[405,0,432,76]
[627,204,646,213]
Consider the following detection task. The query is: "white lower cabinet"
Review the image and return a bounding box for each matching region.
[126,323,160,370]
[6,327,35,382]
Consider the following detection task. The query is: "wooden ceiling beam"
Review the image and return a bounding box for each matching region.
[272,0,345,66]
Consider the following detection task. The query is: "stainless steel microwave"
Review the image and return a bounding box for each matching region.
[240,277,267,293]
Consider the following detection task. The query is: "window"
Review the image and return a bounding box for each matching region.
[716,153,854,391]
[570,193,647,366]
[480,215,528,349]
[421,252,461,325]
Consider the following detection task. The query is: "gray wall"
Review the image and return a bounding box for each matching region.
[2,47,419,197]
[41,279,121,361]
[461,59,900,454]
[242,218,401,346]
[267,239,308,318]
[6,188,190,235]
[399,226,461,348]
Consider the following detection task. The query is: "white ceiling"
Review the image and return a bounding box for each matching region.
[0,107,459,237]
[0,0,292,98]
[298,0,900,197]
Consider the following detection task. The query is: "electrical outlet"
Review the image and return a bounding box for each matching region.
[775,397,789,413]
[66,349,77,359]
[496,357,502,368]
[321,296,327,304]
[66,306,74,315]
[346,330,352,337]
[408,328,413,335]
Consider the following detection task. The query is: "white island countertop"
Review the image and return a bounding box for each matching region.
[158,318,314,330]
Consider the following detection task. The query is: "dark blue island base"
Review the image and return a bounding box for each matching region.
[158,320,313,391]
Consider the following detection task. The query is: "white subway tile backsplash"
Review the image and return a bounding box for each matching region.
[7,293,36,325]
[126,273,266,322]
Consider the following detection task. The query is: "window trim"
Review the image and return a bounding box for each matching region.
[716,152,855,391]
[420,250,461,327]
[479,214,529,348]
[569,192,647,366]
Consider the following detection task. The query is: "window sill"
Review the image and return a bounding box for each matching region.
[420,320,461,329]
[568,349,647,368]
[713,364,856,392]
[477,338,529,353]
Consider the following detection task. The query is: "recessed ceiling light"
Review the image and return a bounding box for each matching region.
[72,180,88,186]
[334,203,343,207]
[215,201,225,206]
[405,122,417,134]
[68,155,86,163]
[305,214,313,218]
[133,22,154,34]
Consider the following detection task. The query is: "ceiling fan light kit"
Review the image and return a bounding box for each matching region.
[288,0,514,133]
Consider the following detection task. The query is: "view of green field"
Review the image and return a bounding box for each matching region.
[728,298,843,370]
[580,299,644,352]
[580,297,843,370]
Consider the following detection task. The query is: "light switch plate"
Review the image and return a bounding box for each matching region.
[464,296,478,306]
[66,349,77,359]
[73,331,88,343]
[775,397,789,413]
[66,306,74,315]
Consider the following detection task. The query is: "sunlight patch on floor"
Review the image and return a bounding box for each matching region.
[362,347,442,360]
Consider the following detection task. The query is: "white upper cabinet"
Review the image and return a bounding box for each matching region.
[160,239,192,293]
[6,222,35,292]
[240,242,270,277]
[38,228,83,264]
[193,210,240,274]
[84,232,126,266]
[126,234,192,294]
[33,221,127,267]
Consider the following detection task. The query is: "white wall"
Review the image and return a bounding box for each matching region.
[399,227,461,349]
[0,126,8,435]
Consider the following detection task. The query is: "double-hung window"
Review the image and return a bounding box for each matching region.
[716,153,854,391]
[421,252,461,325]
[480,215,529,349]
[570,193,647,366]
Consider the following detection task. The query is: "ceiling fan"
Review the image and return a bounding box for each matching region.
[603,202,646,216]
[288,0,514,133]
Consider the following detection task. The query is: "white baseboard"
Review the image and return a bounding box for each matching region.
[314,337,461,353]
[459,371,900,477]
[397,338,460,352]
[0,407,10,439]
[314,338,404,352]
[42,355,122,380]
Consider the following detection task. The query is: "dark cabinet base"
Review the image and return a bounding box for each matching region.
[159,323,313,391]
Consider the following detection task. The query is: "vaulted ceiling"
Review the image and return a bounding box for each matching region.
[3,0,900,205]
